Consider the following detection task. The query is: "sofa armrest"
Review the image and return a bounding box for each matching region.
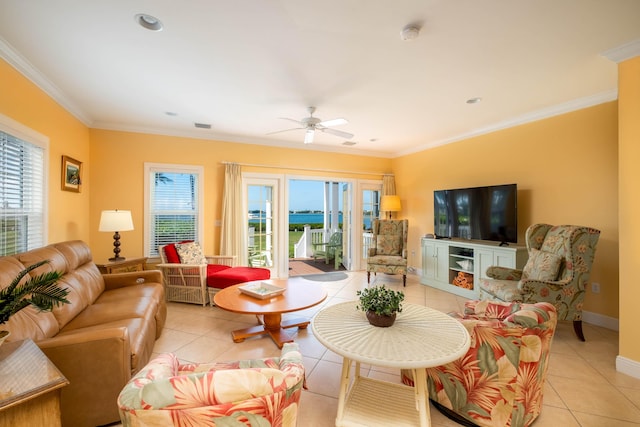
[486,265,523,280]
[37,327,132,426]
[102,270,163,290]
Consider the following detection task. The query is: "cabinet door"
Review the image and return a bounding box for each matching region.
[494,250,516,269]
[422,241,437,281]
[475,249,494,279]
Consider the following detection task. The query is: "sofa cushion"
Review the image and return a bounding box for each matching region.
[207,266,270,289]
[522,248,562,281]
[175,242,207,264]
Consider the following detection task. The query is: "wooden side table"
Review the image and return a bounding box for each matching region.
[96,257,148,274]
[0,339,69,426]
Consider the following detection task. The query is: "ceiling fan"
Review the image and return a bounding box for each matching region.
[268,106,354,144]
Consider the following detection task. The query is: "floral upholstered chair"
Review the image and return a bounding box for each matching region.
[117,342,305,426]
[366,219,409,286]
[477,224,600,341]
[402,300,557,427]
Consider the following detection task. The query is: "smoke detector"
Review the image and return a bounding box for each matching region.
[400,25,420,41]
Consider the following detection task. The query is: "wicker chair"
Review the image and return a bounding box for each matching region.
[157,243,235,306]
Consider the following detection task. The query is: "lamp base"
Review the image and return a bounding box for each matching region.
[108,256,126,262]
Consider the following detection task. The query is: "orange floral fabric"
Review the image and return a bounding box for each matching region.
[402,301,557,427]
[117,342,305,426]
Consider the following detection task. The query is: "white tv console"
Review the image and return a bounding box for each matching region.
[421,237,528,299]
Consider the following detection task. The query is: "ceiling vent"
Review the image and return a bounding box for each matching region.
[194,122,212,129]
[342,141,357,146]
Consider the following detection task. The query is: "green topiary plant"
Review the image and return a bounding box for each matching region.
[356,285,404,316]
[0,259,69,325]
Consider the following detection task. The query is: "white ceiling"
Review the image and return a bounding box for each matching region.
[1,1,639,157]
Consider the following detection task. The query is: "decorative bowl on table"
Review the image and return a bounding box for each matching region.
[239,282,285,299]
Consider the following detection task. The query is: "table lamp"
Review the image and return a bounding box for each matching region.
[99,210,134,261]
[380,195,401,219]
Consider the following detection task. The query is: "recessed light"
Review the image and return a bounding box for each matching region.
[135,14,163,31]
[194,122,212,129]
[164,111,178,117]
[466,97,482,104]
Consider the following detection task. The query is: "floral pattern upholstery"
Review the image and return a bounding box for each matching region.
[118,342,305,426]
[402,300,557,427]
[478,224,600,327]
[367,219,408,286]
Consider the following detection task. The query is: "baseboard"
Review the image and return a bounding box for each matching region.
[582,310,619,331]
[616,356,640,380]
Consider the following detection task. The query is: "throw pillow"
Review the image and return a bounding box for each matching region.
[162,240,194,263]
[175,242,207,265]
[522,248,562,281]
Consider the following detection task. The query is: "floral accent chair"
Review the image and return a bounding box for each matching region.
[117,342,305,426]
[402,300,557,427]
[477,224,600,341]
[366,219,409,286]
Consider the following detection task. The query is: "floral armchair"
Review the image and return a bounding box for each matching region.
[477,224,600,341]
[402,300,557,427]
[118,342,305,426]
[366,219,408,286]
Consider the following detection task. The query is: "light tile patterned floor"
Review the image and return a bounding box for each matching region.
[151,271,640,427]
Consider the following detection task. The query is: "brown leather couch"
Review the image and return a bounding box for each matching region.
[0,240,166,427]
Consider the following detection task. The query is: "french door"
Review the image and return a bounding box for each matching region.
[244,175,284,277]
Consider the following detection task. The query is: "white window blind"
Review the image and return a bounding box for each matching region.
[0,130,45,256]
[146,165,203,257]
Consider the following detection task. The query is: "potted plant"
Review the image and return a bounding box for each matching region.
[356,285,404,327]
[0,260,69,345]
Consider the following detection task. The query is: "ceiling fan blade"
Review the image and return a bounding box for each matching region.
[279,117,303,125]
[318,118,348,127]
[304,129,315,144]
[319,127,354,139]
[266,127,304,135]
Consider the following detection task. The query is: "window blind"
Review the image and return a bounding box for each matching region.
[148,171,199,257]
[0,130,45,256]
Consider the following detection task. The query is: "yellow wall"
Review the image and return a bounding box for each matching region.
[0,59,91,243]
[393,102,619,319]
[0,57,623,323]
[618,56,640,360]
[89,129,391,261]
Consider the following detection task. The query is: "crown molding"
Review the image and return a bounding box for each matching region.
[396,90,618,157]
[0,36,93,126]
[602,38,640,63]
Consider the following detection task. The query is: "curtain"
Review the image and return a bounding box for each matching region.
[220,163,247,266]
[382,174,396,196]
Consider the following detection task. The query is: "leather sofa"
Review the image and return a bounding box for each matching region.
[0,240,166,427]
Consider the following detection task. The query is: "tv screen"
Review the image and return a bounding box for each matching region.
[434,184,517,244]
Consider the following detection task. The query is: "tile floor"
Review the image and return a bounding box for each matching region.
[151,271,640,427]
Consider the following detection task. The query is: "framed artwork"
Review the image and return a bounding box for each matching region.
[61,155,82,192]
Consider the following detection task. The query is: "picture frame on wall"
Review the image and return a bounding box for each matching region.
[61,155,82,192]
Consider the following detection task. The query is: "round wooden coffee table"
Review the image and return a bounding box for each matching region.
[213,277,327,348]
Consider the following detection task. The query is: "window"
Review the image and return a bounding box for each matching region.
[144,163,204,257]
[0,115,47,256]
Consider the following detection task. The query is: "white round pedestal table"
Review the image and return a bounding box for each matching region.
[311,301,470,427]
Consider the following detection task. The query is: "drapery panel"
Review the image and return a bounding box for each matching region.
[220,163,247,266]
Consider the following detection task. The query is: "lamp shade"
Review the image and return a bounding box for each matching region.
[99,210,134,232]
[380,195,402,213]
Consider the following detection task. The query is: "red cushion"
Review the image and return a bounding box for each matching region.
[207,267,271,289]
[207,264,231,275]
[163,240,193,263]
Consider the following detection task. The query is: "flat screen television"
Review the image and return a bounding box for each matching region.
[434,183,517,245]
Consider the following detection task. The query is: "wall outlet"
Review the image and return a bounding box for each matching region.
[591,282,601,293]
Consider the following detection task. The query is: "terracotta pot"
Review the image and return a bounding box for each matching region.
[366,311,396,327]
